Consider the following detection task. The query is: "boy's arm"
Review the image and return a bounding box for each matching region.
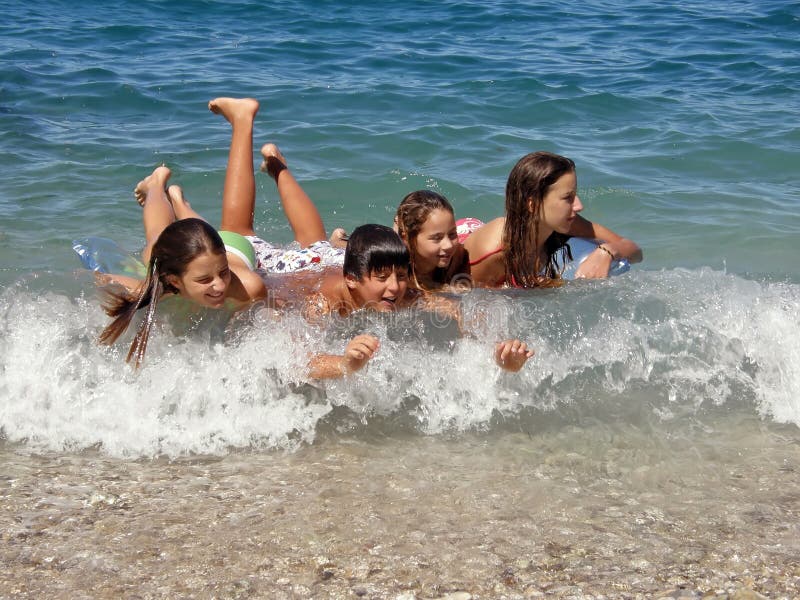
[307,334,380,379]
[307,354,350,379]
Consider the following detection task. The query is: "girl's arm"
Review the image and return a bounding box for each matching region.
[568,215,642,261]
[94,272,144,298]
[568,216,642,278]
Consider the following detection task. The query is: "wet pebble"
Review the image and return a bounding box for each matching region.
[730,590,769,600]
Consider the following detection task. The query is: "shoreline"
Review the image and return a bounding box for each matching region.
[3,427,798,598]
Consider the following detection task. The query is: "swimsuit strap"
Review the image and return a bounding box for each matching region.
[468,246,503,266]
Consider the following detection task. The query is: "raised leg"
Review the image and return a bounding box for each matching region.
[135,166,174,263]
[209,97,260,236]
[167,185,205,221]
[260,143,326,247]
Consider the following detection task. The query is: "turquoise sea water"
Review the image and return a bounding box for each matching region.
[1,2,800,596]
[2,1,798,280]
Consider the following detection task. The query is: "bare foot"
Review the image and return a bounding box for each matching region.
[134,166,171,207]
[208,97,259,125]
[259,143,288,180]
[329,228,349,248]
[166,185,197,220]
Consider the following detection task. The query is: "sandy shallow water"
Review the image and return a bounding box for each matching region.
[2,413,799,599]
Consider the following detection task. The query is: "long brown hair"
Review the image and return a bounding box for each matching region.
[395,190,455,290]
[99,218,225,367]
[503,151,575,287]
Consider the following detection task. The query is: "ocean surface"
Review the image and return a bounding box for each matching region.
[1,1,799,597]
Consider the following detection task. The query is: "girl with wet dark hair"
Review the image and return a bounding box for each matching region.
[463,151,642,288]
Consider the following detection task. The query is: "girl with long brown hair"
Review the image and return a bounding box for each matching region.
[463,151,642,288]
[99,97,334,366]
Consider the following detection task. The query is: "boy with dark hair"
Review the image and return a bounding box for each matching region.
[305,224,417,378]
[307,224,533,379]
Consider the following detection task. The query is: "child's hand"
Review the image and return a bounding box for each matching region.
[343,334,380,373]
[306,335,380,380]
[574,246,613,279]
[494,339,534,372]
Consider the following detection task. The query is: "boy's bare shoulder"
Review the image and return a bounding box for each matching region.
[303,272,348,321]
[302,291,332,323]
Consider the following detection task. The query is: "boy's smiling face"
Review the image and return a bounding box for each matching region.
[347,267,409,311]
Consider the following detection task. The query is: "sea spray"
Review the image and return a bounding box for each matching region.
[2,268,798,458]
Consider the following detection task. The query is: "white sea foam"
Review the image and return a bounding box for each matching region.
[1,268,798,458]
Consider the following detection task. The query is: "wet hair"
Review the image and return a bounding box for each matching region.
[503,151,575,287]
[394,190,455,290]
[99,218,226,368]
[343,224,410,281]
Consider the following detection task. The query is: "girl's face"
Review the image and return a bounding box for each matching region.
[412,208,459,274]
[539,171,583,234]
[169,251,231,308]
